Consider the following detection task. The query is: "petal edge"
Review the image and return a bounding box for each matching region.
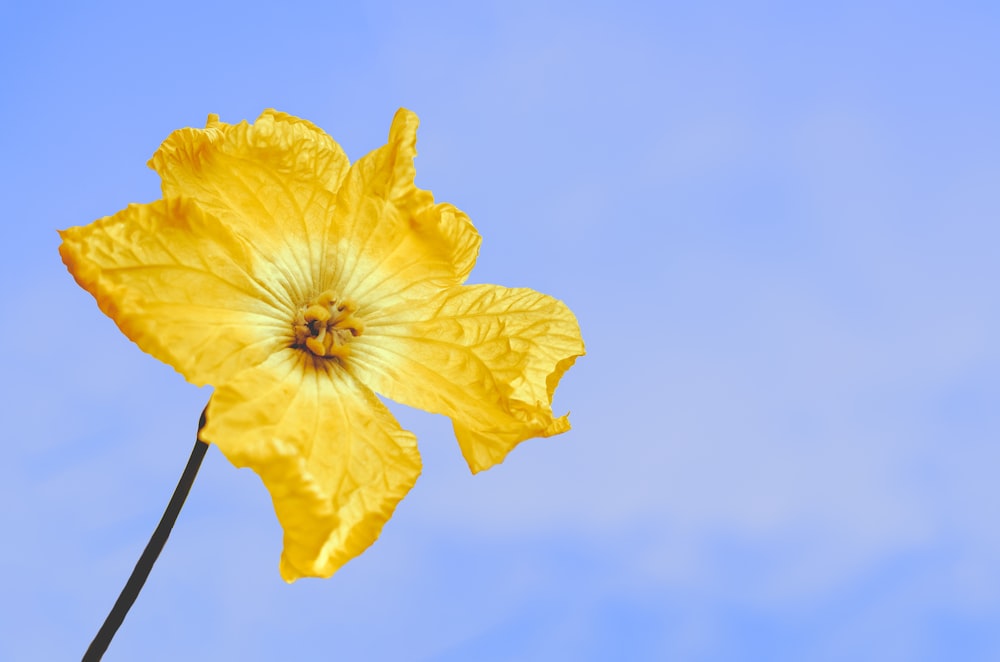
[202,351,421,580]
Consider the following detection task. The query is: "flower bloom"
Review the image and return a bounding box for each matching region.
[59,109,585,581]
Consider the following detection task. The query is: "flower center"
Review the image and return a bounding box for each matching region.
[292,290,364,361]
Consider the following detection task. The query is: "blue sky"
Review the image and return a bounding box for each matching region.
[3,1,999,660]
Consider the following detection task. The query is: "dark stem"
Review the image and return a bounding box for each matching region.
[83,407,210,662]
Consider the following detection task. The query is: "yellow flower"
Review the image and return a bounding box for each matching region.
[59,109,585,581]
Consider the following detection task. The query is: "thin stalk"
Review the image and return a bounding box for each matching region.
[83,408,210,661]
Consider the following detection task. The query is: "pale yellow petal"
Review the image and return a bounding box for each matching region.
[59,198,292,386]
[202,350,421,581]
[149,110,351,295]
[326,109,481,314]
[349,284,585,473]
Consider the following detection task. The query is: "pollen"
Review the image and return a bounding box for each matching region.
[292,290,364,361]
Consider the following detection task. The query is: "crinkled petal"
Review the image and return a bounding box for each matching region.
[59,198,293,386]
[149,110,351,298]
[350,284,585,473]
[202,350,421,581]
[326,109,481,316]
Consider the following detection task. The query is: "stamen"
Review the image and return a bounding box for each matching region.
[291,290,363,361]
[305,337,326,356]
[304,304,331,323]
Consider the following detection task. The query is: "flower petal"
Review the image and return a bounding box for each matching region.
[202,350,421,581]
[349,284,585,473]
[326,109,482,314]
[149,110,351,293]
[59,198,292,386]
